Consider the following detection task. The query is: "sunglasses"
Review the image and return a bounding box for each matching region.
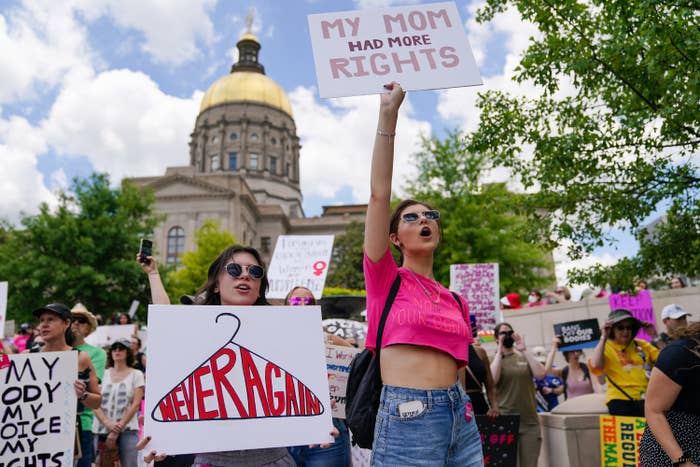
[290,296,315,306]
[499,330,515,337]
[614,325,634,332]
[74,317,89,325]
[401,210,440,223]
[111,345,127,351]
[226,262,264,280]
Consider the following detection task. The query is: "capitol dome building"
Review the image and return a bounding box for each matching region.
[129,29,365,265]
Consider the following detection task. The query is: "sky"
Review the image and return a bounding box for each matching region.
[0,0,640,295]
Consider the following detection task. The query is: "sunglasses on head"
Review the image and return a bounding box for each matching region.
[401,210,440,223]
[499,330,514,337]
[289,296,315,306]
[226,262,264,280]
[74,317,89,325]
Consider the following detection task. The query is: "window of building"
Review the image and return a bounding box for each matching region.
[286,163,291,176]
[211,154,220,171]
[269,156,277,174]
[230,132,238,141]
[249,153,259,170]
[211,135,218,143]
[270,137,277,145]
[229,152,237,171]
[260,236,271,254]
[167,227,185,265]
[250,133,259,142]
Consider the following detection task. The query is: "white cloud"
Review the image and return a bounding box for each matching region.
[42,69,203,180]
[552,242,621,300]
[0,116,56,222]
[290,86,431,203]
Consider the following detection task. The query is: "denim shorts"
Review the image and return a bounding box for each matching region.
[371,381,483,466]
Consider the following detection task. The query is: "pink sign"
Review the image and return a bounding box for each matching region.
[608,290,656,341]
[450,264,499,330]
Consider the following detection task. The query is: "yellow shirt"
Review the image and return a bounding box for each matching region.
[589,339,659,403]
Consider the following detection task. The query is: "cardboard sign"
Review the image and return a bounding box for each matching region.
[608,290,656,341]
[267,235,334,299]
[85,324,135,348]
[144,305,333,455]
[599,415,645,466]
[450,263,499,330]
[0,351,78,465]
[476,414,519,467]
[325,344,361,419]
[308,1,482,98]
[0,282,7,340]
[553,319,601,351]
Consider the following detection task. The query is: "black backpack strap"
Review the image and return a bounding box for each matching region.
[562,366,569,400]
[375,274,401,354]
[451,291,464,317]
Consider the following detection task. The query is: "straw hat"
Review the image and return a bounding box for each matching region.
[70,303,98,335]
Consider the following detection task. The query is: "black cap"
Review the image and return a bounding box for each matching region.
[33,303,73,321]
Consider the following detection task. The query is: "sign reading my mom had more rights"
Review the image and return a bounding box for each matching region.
[308,2,482,98]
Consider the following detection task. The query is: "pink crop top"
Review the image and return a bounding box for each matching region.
[363,247,473,366]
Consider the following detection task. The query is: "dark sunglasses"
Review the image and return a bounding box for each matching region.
[74,317,89,325]
[226,262,264,280]
[401,210,440,223]
[289,296,314,306]
[111,345,127,351]
[499,330,515,337]
[614,325,634,331]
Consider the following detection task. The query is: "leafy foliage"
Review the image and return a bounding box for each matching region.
[325,221,366,290]
[467,0,699,281]
[0,174,160,324]
[405,132,554,293]
[164,220,237,302]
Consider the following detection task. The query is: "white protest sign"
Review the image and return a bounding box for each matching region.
[0,351,78,465]
[450,263,499,330]
[144,305,333,455]
[325,344,361,419]
[0,282,6,339]
[308,1,481,98]
[85,324,134,348]
[266,235,334,299]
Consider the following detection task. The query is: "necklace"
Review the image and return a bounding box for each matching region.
[407,268,441,304]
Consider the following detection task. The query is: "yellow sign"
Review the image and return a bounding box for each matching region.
[599,415,646,467]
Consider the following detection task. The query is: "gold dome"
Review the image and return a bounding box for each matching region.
[199,71,293,118]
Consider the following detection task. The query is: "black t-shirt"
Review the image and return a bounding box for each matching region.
[654,338,700,415]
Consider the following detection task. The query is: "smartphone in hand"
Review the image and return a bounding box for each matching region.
[139,239,153,264]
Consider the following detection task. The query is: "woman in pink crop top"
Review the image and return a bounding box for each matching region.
[363,82,483,466]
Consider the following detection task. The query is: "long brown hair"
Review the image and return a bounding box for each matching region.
[389,199,442,264]
[196,244,269,305]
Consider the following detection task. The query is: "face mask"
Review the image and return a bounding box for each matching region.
[528,295,538,304]
[503,336,515,348]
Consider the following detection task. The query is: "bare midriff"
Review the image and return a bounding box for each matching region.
[380,344,459,389]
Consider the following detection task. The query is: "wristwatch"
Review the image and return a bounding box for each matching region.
[79,392,88,401]
[672,452,692,467]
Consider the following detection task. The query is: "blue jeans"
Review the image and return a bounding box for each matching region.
[288,418,351,466]
[76,429,93,467]
[371,382,483,467]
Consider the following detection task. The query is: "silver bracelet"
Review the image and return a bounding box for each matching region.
[377,128,396,137]
[148,271,159,276]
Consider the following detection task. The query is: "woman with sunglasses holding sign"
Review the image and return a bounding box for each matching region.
[490,322,546,467]
[137,248,337,467]
[363,82,482,466]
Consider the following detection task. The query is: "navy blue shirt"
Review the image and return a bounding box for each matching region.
[654,339,700,415]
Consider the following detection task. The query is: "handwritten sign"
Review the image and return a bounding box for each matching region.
[308,1,481,98]
[477,415,519,467]
[322,319,367,340]
[450,263,499,330]
[608,290,656,341]
[144,305,333,455]
[0,282,7,341]
[325,344,361,419]
[85,324,135,348]
[599,415,645,466]
[553,319,601,351]
[0,351,78,466]
[267,235,334,299]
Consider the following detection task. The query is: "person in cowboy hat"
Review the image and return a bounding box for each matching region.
[589,308,659,416]
[71,303,107,467]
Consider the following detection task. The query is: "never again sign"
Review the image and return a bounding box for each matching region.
[0,351,77,467]
[144,305,333,455]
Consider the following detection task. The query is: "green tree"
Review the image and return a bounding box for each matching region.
[406,132,554,293]
[325,221,366,290]
[165,220,237,302]
[467,0,699,280]
[0,173,160,324]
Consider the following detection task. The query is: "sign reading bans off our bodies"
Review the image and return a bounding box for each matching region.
[144,305,333,455]
[308,2,482,98]
[1,351,78,467]
[553,319,602,351]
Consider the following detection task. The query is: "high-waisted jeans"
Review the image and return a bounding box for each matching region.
[371,381,483,466]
